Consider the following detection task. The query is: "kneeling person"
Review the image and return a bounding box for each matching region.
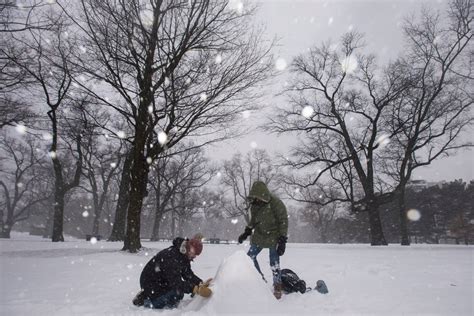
[133,235,212,309]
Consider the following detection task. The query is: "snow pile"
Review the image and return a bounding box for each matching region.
[183,250,278,314]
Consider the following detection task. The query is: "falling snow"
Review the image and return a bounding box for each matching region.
[157,131,168,145]
[275,58,287,71]
[376,134,391,148]
[407,209,421,221]
[15,124,27,135]
[340,55,358,74]
[301,106,314,119]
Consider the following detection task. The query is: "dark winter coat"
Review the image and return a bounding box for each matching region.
[247,181,288,248]
[139,237,202,300]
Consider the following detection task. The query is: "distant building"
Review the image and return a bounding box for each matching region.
[406,179,445,192]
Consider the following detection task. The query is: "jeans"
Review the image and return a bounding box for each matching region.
[143,289,184,309]
[247,244,281,285]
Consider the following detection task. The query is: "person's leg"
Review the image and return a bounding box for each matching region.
[269,246,283,299]
[247,244,266,281]
[143,290,184,309]
[269,246,281,285]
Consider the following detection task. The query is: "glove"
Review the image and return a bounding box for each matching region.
[238,226,252,244]
[193,283,212,298]
[276,236,287,256]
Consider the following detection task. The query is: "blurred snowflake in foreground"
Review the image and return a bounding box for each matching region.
[275,58,287,71]
[340,55,358,74]
[301,106,314,119]
[407,209,421,221]
[15,124,27,135]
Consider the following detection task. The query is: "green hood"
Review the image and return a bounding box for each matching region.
[248,181,271,203]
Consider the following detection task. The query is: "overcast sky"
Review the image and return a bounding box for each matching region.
[211,0,473,183]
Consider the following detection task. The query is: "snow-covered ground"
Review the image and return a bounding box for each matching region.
[1,232,472,315]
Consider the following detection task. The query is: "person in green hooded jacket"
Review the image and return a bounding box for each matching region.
[237,181,288,299]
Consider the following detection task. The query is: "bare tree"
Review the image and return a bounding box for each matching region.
[2,13,90,241]
[80,122,123,238]
[0,0,59,33]
[381,0,473,245]
[151,146,214,239]
[107,148,132,241]
[59,0,274,252]
[269,31,409,245]
[269,0,472,246]
[1,1,64,128]
[0,134,51,237]
[220,149,281,223]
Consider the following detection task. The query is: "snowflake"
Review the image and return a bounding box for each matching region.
[242,110,251,119]
[15,124,27,135]
[340,55,358,74]
[275,58,287,71]
[43,132,53,140]
[157,131,168,145]
[301,106,314,119]
[375,134,391,148]
[406,209,421,222]
[116,131,126,139]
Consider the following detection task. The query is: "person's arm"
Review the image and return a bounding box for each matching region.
[182,263,202,289]
[159,254,195,294]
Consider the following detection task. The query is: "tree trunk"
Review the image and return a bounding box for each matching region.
[0,214,7,238]
[171,209,176,238]
[108,152,132,241]
[150,212,162,241]
[43,202,54,238]
[398,188,410,246]
[92,207,102,237]
[0,220,11,238]
[122,143,148,252]
[51,187,65,242]
[367,202,387,246]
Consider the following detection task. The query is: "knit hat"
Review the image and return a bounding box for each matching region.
[186,234,203,256]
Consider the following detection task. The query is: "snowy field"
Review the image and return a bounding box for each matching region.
[1,232,472,316]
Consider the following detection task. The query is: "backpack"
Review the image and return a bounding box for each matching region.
[281,268,307,294]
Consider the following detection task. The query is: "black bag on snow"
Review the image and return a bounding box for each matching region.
[281,268,307,294]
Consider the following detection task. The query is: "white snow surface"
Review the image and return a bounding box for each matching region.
[1,232,472,315]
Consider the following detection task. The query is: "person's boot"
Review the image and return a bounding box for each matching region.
[132,289,146,306]
[273,283,283,299]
